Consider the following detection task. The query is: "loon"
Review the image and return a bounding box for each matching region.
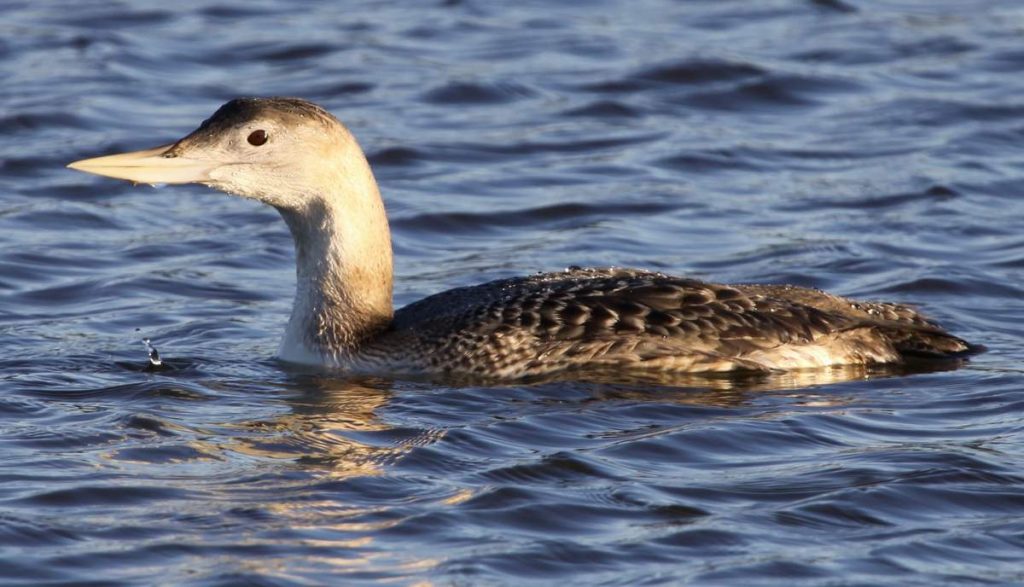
[67,97,976,380]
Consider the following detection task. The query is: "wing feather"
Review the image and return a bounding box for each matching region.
[384,267,971,377]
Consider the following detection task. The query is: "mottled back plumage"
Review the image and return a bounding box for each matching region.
[364,268,973,379]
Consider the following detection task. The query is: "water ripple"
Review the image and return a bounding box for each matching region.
[1,0,1023,585]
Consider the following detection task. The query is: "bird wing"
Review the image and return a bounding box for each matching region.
[388,268,970,377]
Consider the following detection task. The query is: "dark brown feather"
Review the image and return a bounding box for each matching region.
[381,267,974,378]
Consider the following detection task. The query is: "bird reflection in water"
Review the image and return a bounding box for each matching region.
[223,356,968,479]
[226,376,444,478]
[160,357,968,579]
[440,356,970,407]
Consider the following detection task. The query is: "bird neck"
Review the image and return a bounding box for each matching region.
[276,177,394,365]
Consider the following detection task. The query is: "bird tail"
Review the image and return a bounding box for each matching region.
[875,324,982,359]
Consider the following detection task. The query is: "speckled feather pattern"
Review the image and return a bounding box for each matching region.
[351,267,971,379]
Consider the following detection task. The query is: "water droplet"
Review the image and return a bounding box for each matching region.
[142,338,162,367]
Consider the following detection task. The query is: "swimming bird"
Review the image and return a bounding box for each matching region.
[67,98,975,380]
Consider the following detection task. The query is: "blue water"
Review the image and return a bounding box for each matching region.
[2,0,1024,584]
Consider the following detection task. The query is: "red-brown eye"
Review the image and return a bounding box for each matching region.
[247,129,268,146]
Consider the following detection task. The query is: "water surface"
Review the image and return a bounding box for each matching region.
[2,0,1024,584]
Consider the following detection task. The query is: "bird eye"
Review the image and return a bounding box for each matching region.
[247,130,269,146]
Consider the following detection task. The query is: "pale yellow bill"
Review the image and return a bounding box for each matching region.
[67,144,217,185]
